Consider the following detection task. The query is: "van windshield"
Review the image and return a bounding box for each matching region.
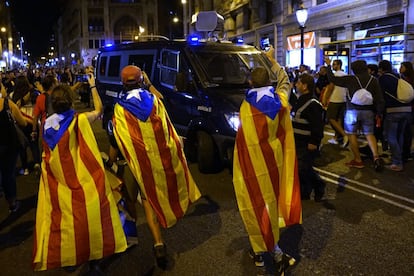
[193,51,277,86]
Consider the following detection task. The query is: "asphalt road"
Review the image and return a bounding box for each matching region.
[1,105,414,275]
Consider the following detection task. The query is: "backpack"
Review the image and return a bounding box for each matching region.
[44,92,55,117]
[385,73,414,103]
[348,76,373,105]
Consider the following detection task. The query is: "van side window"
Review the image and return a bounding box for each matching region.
[159,50,179,89]
[128,54,155,78]
[108,55,121,77]
[99,56,107,76]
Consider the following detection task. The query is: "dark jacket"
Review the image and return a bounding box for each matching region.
[326,62,384,115]
[379,72,412,111]
[291,93,324,147]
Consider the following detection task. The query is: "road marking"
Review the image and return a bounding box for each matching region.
[315,167,414,213]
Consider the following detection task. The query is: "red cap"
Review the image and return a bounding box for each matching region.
[121,65,142,84]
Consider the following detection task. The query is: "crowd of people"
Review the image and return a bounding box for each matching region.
[287,58,414,173]
[0,53,414,276]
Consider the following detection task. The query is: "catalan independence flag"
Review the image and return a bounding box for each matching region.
[33,112,127,271]
[233,87,302,253]
[112,89,201,228]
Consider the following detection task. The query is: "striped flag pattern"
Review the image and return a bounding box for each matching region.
[33,113,127,271]
[113,95,201,228]
[233,90,302,253]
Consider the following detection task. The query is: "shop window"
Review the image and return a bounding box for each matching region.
[89,40,94,48]
[95,40,100,48]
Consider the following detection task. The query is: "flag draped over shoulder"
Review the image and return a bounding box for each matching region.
[233,86,302,253]
[33,112,127,271]
[112,89,201,228]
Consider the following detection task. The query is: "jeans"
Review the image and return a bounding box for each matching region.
[384,112,412,166]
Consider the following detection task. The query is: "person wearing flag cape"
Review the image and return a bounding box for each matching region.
[232,46,302,275]
[32,73,127,272]
[108,65,201,269]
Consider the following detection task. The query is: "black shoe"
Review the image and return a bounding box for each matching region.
[88,260,104,276]
[62,265,78,273]
[274,252,296,276]
[9,201,20,213]
[248,248,264,267]
[248,249,266,276]
[374,157,384,172]
[153,244,168,270]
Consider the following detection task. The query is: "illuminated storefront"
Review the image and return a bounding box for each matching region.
[286,31,316,69]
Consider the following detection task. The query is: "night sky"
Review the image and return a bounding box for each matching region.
[10,0,65,58]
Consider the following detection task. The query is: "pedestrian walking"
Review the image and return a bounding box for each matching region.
[233,60,302,275]
[108,65,201,269]
[32,74,127,272]
[325,57,385,171]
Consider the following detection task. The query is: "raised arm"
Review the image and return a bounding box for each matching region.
[84,73,103,123]
[265,45,290,98]
[9,99,27,127]
[142,71,164,99]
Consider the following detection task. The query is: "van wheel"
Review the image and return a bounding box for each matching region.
[196,131,222,173]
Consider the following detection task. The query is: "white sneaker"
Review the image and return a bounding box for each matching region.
[23,169,29,175]
[327,138,338,145]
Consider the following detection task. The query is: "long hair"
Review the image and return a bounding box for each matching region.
[12,75,32,105]
[401,61,414,86]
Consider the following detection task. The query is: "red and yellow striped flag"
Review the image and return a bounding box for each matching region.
[113,93,201,228]
[233,89,302,253]
[33,113,127,271]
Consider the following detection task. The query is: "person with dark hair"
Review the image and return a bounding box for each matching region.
[11,75,41,175]
[315,66,330,101]
[33,74,127,272]
[292,73,326,201]
[400,61,414,161]
[323,59,348,147]
[32,75,59,139]
[233,56,301,275]
[60,67,73,85]
[368,64,379,78]
[325,57,385,171]
[107,65,200,270]
[378,60,412,171]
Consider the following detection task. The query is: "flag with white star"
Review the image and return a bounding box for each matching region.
[34,113,127,271]
[233,90,302,253]
[113,96,201,228]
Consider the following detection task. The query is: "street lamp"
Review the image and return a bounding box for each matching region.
[296,7,308,65]
[182,0,187,38]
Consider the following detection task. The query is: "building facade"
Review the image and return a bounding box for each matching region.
[213,0,414,71]
[55,0,414,70]
[57,0,158,67]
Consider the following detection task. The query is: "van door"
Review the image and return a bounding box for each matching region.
[158,48,203,135]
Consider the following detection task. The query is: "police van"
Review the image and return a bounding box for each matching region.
[95,12,278,173]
